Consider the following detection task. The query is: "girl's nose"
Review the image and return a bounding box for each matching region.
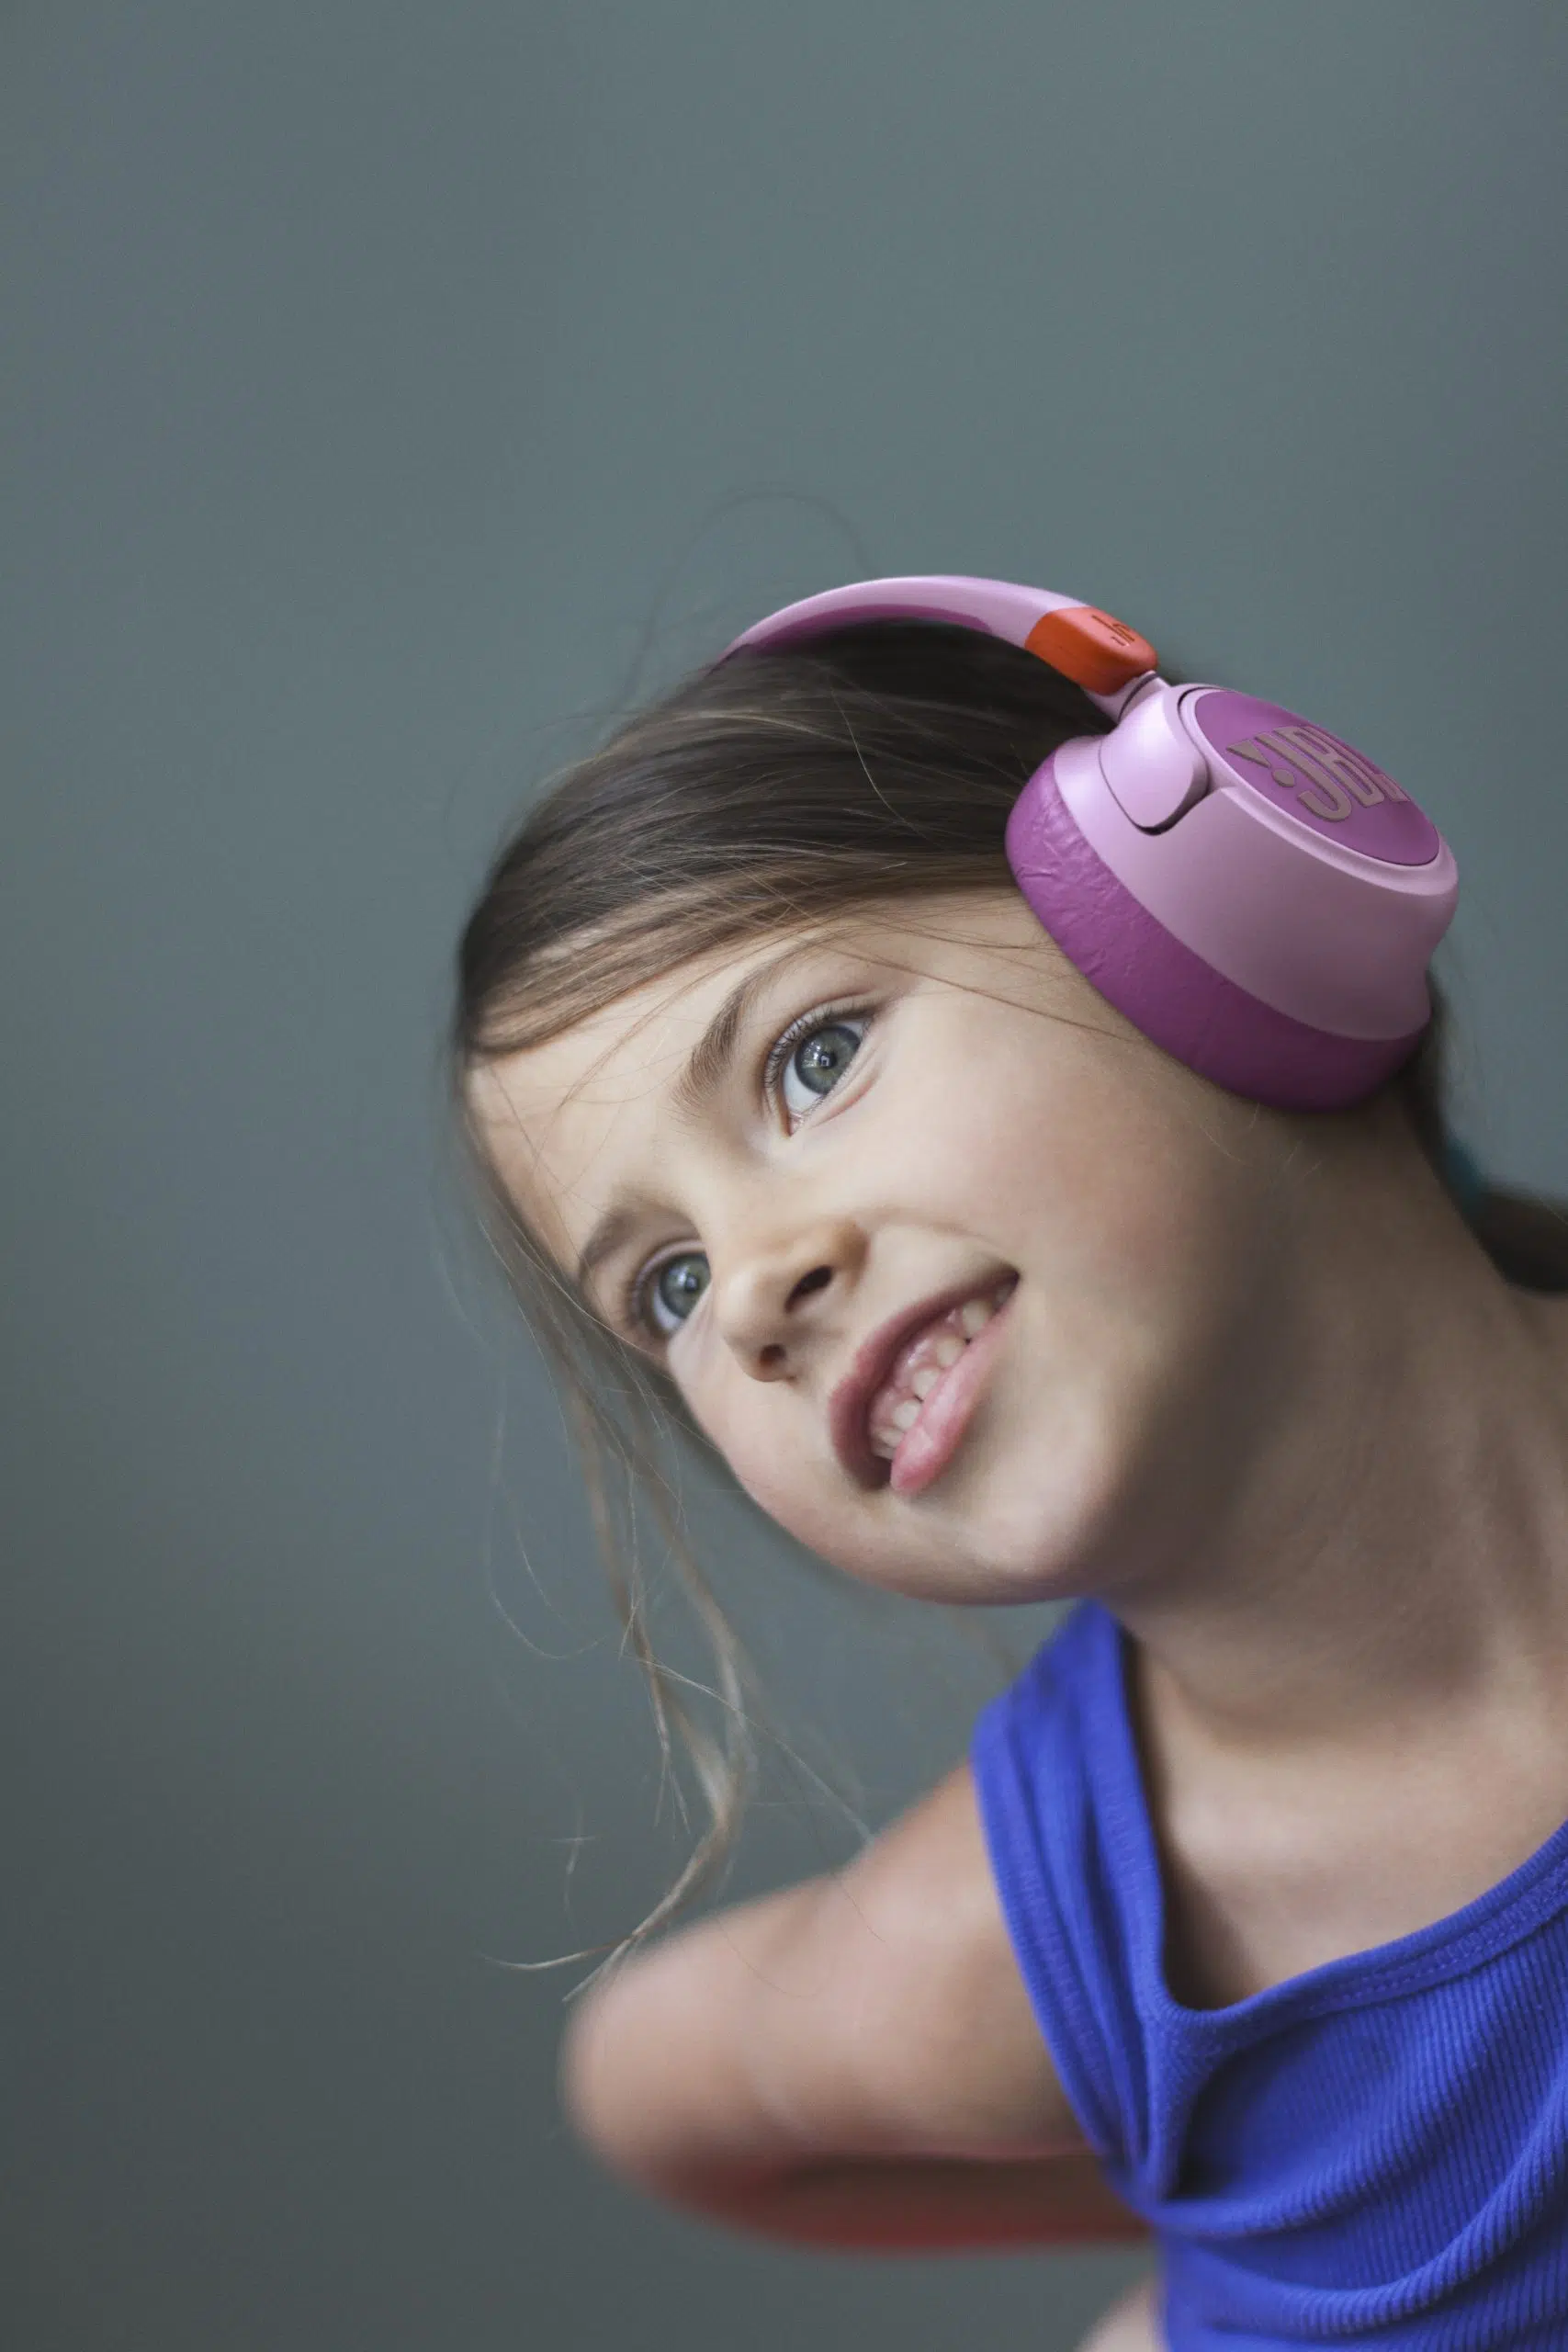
[713,1217,867,1376]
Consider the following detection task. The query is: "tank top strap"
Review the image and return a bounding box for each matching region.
[970,1600,1160,2188]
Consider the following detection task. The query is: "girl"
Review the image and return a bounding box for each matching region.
[452,578,1568,2351]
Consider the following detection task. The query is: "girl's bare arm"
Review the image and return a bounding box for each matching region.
[559,1759,1147,2252]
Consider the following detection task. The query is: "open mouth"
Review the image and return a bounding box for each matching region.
[865,1275,1017,1461]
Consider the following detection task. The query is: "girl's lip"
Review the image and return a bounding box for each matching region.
[887,1284,1015,1498]
[827,1272,1016,1491]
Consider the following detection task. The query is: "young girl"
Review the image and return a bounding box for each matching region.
[452,578,1568,2351]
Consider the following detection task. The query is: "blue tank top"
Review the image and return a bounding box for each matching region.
[970,1601,1568,2348]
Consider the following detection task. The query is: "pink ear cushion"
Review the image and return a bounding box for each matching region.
[1005,761,1424,1112]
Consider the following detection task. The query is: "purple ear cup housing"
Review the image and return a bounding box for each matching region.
[719,577,1460,1113]
[1009,684,1457,1111]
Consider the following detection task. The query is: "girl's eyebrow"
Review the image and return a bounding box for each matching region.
[573,1202,649,1304]
[667,943,808,1126]
[571,939,821,1297]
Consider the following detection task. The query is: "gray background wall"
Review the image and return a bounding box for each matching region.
[5,5,1565,2346]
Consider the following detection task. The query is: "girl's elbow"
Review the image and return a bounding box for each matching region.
[557,1965,709,2193]
[558,1979,642,2174]
[557,1948,791,2211]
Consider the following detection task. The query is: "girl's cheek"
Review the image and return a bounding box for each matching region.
[704,1401,810,1531]
[732,1455,830,1555]
[670,1339,744,1462]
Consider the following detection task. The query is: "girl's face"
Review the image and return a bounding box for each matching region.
[470,890,1301,1606]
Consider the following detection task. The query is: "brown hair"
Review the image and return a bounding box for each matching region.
[449,620,1568,1957]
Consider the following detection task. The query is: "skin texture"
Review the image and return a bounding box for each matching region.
[472,888,1568,2347]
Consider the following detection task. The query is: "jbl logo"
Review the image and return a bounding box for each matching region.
[1227,726,1406,822]
[1086,607,1145,651]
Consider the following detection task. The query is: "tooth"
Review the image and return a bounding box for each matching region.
[891,1398,920,1430]
[933,1336,964,1368]
[959,1298,993,1338]
[909,1365,940,1399]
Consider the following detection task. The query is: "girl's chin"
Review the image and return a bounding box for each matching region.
[742,1396,1130,1596]
[781,1482,1093,1606]
[893,1445,1132,1600]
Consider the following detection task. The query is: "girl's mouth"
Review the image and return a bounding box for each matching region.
[868,1275,1018,1498]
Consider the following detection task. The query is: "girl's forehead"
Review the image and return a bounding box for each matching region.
[468,891,1051,1252]
[468,928,828,1250]
[479,958,726,1136]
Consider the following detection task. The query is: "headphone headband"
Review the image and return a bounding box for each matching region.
[721,573,1159,715]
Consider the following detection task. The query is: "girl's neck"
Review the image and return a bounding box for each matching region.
[1106,1155,1568,1764]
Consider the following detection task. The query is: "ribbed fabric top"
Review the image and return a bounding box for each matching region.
[970,1602,1568,2348]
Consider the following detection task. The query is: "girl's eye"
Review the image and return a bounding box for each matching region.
[635,1250,711,1341]
[626,1006,873,1342]
[763,1006,870,1124]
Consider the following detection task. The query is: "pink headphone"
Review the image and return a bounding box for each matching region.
[721,575,1459,1113]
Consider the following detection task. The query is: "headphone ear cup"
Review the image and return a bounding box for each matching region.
[1006,690,1458,1113]
[1097,688,1210,831]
